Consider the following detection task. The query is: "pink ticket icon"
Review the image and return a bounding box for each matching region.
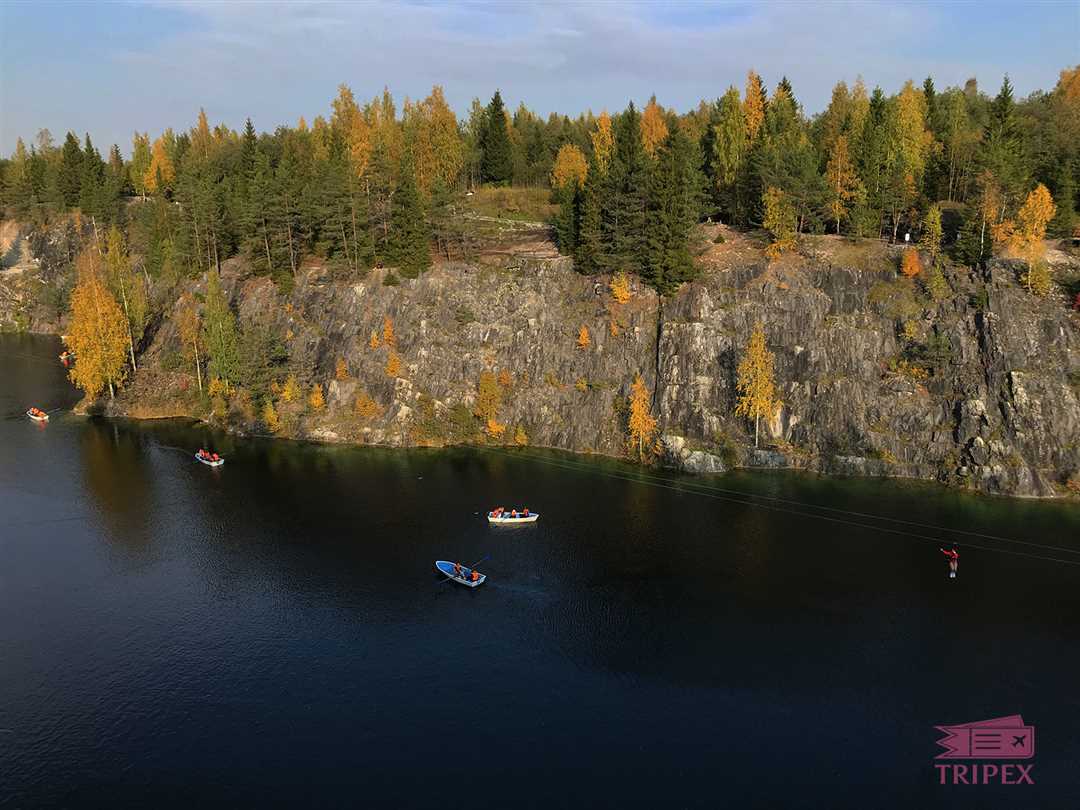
[935,715,1034,759]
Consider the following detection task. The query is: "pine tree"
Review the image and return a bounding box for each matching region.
[644,124,699,295]
[387,153,430,277]
[58,131,83,208]
[735,321,778,448]
[574,160,603,273]
[78,134,105,219]
[480,90,513,185]
[606,103,649,275]
[981,76,1028,212]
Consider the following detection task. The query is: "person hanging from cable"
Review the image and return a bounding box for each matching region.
[940,545,959,578]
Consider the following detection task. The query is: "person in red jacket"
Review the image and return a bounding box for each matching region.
[940,546,959,577]
[471,570,479,582]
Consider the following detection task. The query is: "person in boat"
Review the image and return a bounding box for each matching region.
[453,562,462,578]
[523,508,529,517]
[940,546,959,574]
[211,453,220,461]
[471,570,479,583]
[511,509,518,518]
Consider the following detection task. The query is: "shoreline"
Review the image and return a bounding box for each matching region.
[69,404,1077,503]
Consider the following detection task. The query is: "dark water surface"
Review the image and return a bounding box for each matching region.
[2,333,1079,808]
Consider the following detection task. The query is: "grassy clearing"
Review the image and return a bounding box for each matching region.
[461,186,557,224]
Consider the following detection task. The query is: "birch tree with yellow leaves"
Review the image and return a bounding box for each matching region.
[627,373,657,462]
[735,321,779,448]
[67,249,129,400]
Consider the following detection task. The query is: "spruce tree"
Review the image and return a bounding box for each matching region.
[480,90,513,185]
[605,103,648,275]
[388,153,430,277]
[78,134,105,219]
[58,131,83,208]
[644,125,699,295]
[574,161,603,274]
[981,76,1028,209]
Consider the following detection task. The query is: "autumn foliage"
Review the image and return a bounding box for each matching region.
[609,271,631,304]
[640,97,669,158]
[308,384,325,410]
[735,321,779,448]
[354,391,383,420]
[385,350,402,378]
[762,187,796,259]
[577,325,591,350]
[900,249,924,278]
[627,373,657,462]
[67,249,129,399]
[550,144,588,191]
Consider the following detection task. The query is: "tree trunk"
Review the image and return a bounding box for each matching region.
[262,216,274,275]
[193,335,203,393]
[754,415,759,449]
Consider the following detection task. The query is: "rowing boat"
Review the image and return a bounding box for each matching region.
[26,410,49,422]
[487,511,538,525]
[195,453,225,467]
[435,560,486,587]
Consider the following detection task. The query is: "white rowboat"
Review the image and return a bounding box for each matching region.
[195,453,225,467]
[487,512,538,525]
[26,410,49,422]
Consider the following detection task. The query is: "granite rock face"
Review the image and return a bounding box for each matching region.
[8,217,1080,497]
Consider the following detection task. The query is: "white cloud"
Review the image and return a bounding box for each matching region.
[2,0,1076,154]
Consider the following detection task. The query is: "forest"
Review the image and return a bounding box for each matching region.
[2,68,1078,298]
[2,67,1078,390]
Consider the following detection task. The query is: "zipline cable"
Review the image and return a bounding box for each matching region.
[477,446,1080,567]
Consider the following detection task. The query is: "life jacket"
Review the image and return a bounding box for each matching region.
[471,571,479,581]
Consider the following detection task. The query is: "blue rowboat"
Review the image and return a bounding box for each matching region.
[435,560,486,587]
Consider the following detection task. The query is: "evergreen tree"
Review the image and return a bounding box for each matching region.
[981,76,1028,212]
[78,134,105,219]
[58,131,83,208]
[605,103,649,274]
[480,90,513,185]
[387,153,430,277]
[573,161,603,273]
[644,125,699,295]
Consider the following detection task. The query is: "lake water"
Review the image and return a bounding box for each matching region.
[2,333,1079,808]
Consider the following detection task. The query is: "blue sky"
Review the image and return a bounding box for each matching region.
[1,0,1077,156]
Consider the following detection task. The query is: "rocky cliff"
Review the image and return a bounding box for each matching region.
[5,218,1079,497]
